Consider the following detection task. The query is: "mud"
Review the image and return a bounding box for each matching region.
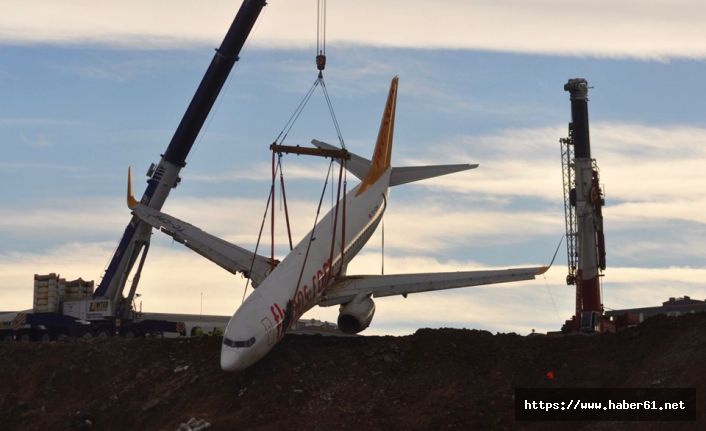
[1,313,705,430]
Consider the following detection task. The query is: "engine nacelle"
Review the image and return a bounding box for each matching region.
[337,295,375,334]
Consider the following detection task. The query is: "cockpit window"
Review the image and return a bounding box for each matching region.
[223,337,256,348]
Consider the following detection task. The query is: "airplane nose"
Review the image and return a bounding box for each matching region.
[220,332,260,371]
[220,346,245,372]
[220,311,265,371]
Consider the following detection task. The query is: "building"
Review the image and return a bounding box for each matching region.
[605,296,706,326]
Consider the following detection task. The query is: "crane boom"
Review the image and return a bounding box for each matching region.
[94,0,267,318]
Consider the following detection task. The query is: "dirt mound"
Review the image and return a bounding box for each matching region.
[1,313,705,430]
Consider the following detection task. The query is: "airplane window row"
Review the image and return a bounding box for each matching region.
[223,336,256,348]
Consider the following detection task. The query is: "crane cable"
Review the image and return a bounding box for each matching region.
[288,160,335,321]
[279,154,294,251]
[316,0,345,151]
[543,236,566,326]
[316,0,327,74]
[320,78,346,150]
[242,158,280,304]
[243,0,347,309]
[271,0,344,151]
[274,77,320,146]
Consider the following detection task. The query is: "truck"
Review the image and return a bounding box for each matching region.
[7,0,267,341]
[5,273,186,341]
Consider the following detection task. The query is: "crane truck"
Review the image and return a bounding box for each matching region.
[560,78,611,333]
[6,0,268,341]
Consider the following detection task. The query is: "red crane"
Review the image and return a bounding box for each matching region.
[560,79,611,333]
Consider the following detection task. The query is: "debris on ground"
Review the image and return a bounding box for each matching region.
[1,313,706,430]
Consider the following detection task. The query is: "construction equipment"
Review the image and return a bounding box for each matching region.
[9,0,267,341]
[560,78,610,333]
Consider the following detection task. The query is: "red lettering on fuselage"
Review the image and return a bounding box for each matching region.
[270,305,280,324]
[267,258,334,340]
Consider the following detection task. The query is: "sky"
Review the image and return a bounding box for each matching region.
[2,0,706,335]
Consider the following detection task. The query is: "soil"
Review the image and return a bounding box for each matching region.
[1,313,705,431]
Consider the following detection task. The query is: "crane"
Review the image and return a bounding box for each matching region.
[95,0,267,320]
[560,78,610,333]
[14,0,267,341]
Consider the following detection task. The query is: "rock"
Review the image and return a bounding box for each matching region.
[141,398,161,412]
[70,411,94,430]
[175,417,211,431]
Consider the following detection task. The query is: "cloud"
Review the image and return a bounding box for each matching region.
[0,187,560,259]
[3,121,705,261]
[404,123,706,214]
[3,122,705,265]
[0,199,126,236]
[608,225,706,265]
[0,117,84,127]
[3,242,703,336]
[3,1,706,59]
[0,242,568,333]
[54,57,174,82]
[20,134,52,148]
[189,161,329,183]
[347,256,706,335]
[382,200,561,252]
[2,119,706,334]
[0,161,81,172]
[0,68,17,81]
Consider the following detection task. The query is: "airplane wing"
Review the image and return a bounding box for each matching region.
[318,266,548,306]
[130,204,274,287]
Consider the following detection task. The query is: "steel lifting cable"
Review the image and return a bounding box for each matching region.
[274,77,320,145]
[278,154,294,251]
[339,162,347,275]
[242,160,280,304]
[289,160,335,319]
[316,0,327,73]
[272,0,343,149]
[270,150,276,270]
[319,79,346,150]
[314,0,345,150]
[271,75,344,151]
[247,0,347,309]
[331,159,348,276]
[327,160,345,273]
[543,236,565,325]
[381,219,385,275]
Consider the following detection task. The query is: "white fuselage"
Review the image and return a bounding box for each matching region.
[220,170,390,371]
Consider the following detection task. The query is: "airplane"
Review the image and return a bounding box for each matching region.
[126,76,549,371]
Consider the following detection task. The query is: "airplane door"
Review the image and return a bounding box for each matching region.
[261,317,275,346]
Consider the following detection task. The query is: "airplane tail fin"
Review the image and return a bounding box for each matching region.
[313,76,477,189]
[357,76,399,195]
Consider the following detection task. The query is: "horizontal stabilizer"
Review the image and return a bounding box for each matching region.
[312,139,477,186]
[389,164,477,186]
[312,139,371,181]
[318,266,548,306]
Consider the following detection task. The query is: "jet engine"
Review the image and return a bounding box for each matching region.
[337,295,375,334]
